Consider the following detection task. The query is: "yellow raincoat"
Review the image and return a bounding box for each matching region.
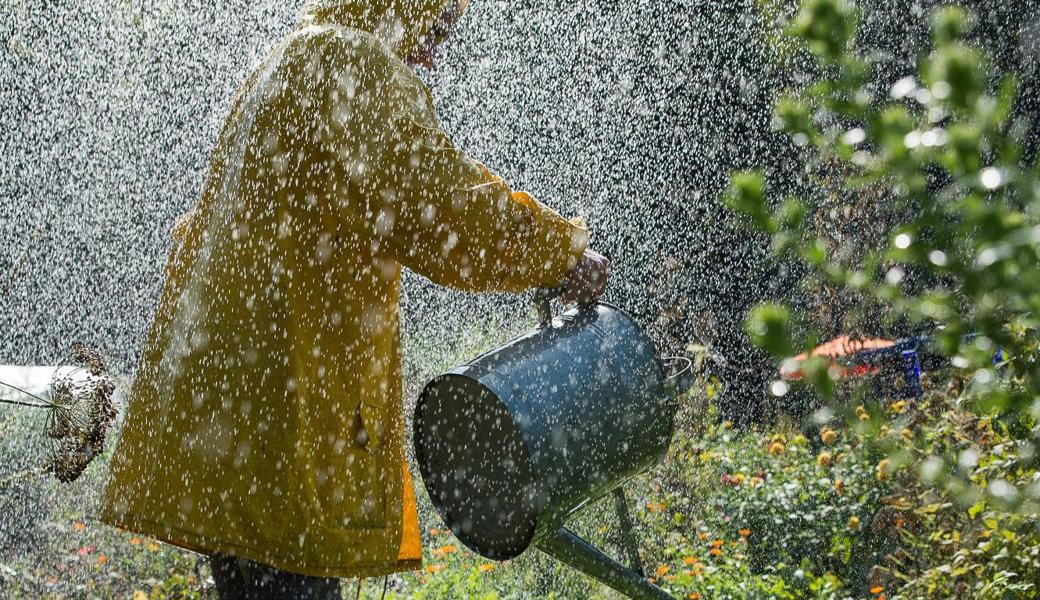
[100,0,588,578]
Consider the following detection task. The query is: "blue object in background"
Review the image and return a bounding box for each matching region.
[901,349,923,399]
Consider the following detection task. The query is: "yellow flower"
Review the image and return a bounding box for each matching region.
[834,479,845,495]
[768,441,785,455]
[901,427,913,440]
[478,563,495,573]
[792,434,808,446]
[146,542,160,552]
[820,428,838,445]
[889,400,907,414]
[645,501,667,513]
[848,516,861,530]
[698,532,709,541]
[689,594,702,600]
[732,473,745,486]
[856,405,869,421]
[880,424,891,437]
[698,450,715,462]
[750,476,764,487]
[655,565,670,577]
[817,451,833,468]
[877,458,892,481]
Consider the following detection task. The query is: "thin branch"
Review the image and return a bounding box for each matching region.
[0,398,55,409]
[0,380,56,407]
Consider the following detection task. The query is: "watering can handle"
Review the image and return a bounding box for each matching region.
[533,285,568,327]
[661,356,696,396]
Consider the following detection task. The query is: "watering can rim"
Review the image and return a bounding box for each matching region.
[413,371,539,560]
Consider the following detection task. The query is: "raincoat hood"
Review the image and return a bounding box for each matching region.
[300,0,454,58]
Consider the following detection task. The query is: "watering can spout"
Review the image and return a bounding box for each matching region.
[536,527,676,600]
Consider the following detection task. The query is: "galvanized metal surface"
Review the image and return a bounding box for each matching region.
[537,527,674,600]
[414,301,677,558]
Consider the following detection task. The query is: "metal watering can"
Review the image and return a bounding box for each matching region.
[413,290,694,599]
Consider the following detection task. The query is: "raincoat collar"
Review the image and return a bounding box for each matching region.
[299,0,454,59]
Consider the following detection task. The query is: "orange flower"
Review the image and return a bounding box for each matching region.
[767,441,785,455]
[428,528,440,536]
[877,459,892,481]
[95,554,108,566]
[691,563,703,576]
[817,451,833,468]
[432,544,457,557]
[655,565,670,577]
[709,548,722,557]
[834,479,845,495]
[130,537,142,545]
[820,428,838,445]
[870,586,884,594]
[425,564,445,574]
[682,556,699,565]
[739,529,750,538]
[698,532,709,541]
[72,522,86,532]
[710,539,724,548]
[689,593,702,600]
[478,563,495,573]
[645,501,667,513]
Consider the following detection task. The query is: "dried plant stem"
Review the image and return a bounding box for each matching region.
[0,398,55,409]
[0,380,57,408]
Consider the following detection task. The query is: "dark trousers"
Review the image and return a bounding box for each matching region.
[209,553,342,600]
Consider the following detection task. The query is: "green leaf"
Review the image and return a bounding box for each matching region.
[745,302,795,357]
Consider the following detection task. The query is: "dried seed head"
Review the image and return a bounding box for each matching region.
[40,343,118,483]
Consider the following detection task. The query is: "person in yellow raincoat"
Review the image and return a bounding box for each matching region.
[100,0,609,597]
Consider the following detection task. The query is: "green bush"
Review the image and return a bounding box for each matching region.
[725,0,1040,513]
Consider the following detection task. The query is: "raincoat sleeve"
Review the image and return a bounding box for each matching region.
[326,43,589,293]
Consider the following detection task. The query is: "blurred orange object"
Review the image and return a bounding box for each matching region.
[780,335,895,381]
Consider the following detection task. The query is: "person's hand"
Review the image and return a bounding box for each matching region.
[560,249,610,305]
